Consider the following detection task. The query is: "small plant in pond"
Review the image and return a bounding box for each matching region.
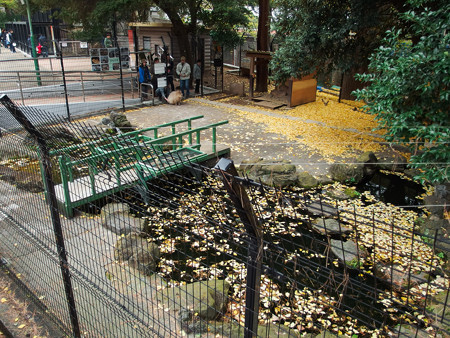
[344,188,361,199]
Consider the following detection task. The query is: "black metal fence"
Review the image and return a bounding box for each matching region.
[0,51,143,122]
[0,98,449,337]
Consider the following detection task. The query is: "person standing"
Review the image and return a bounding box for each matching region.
[193,59,202,94]
[1,29,6,47]
[39,34,48,57]
[104,33,113,48]
[138,59,151,100]
[7,30,16,53]
[176,56,191,98]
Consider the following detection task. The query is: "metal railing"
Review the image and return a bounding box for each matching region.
[0,69,137,104]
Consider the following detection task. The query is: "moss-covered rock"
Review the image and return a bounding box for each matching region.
[312,218,352,236]
[330,239,366,268]
[181,279,230,320]
[101,203,147,235]
[329,163,364,184]
[297,171,319,189]
[114,233,160,275]
[238,158,298,187]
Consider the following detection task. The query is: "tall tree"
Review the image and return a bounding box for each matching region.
[270,0,405,99]
[35,0,253,66]
[354,0,449,183]
[0,0,22,27]
[255,0,270,92]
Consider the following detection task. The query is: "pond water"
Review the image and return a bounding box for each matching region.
[358,171,425,209]
[88,170,436,336]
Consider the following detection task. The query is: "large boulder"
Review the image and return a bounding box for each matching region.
[229,82,245,97]
[114,233,160,275]
[329,152,378,184]
[330,239,366,268]
[357,151,379,177]
[329,163,364,184]
[312,218,352,236]
[110,111,132,131]
[374,263,429,291]
[239,158,298,188]
[159,279,230,326]
[101,203,147,235]
[325,186,359,200]
[377,153,408,172]
[181,279,230,320]
[423,184,449,218]
[297,171,319,189]
[101,202,130,217]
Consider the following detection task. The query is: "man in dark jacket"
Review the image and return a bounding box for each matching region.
[138,59,151,100]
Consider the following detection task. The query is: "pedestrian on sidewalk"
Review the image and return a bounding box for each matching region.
[0,29,6,47]
[193,59,202,94]
[39,34,48,57]
[5,30,10,49]
[7,30,16,53]
[104,33,113,48]
[138,59,151,100]
[176,56,191,98]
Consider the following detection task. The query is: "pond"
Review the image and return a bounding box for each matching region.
[116,171,446,337]
[358,171,425,209]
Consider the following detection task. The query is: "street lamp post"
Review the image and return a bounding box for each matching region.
[22,0,41,86]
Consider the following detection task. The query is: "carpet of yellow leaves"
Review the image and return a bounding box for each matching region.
[212,91,388,160]
[285,92,379,132]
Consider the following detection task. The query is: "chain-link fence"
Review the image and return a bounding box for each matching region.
[0,97,448,337]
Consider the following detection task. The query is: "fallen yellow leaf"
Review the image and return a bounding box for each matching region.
[18,324,26,329]
[0,298,7,303]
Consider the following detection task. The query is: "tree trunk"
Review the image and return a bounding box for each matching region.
[154,0,193,66]
[339,65,368,101]
[256,0,270,92]
[172,23,193,66]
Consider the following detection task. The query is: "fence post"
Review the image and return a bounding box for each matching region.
[215,158,263,337]
[0,95,81,337]
[130,72,135,99]
[80,72,86,102]
[57,45,71,121]
[112,17,126,112]
[17,72,25,105]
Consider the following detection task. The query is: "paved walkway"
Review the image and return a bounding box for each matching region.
[84,98,350,177]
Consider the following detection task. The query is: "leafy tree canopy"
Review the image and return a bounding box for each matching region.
[269,0,405,85]
[33,0,254,49]
[203,0,254,48]
[354,0,449,184]
[0,0,23,27]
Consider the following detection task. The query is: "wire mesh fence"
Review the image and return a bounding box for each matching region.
[0,50,141,121]
[0,97,448,337]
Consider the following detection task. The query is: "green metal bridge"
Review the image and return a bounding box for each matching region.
[48,116,229,217]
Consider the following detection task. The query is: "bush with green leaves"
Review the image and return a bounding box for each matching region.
[354,0,449,184]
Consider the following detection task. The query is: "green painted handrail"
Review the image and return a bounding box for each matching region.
[50,115,205,156]
[54,118,228,217]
